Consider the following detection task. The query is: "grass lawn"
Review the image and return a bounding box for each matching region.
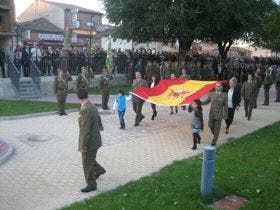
[69,85,131,95]
[0,99,80,116]
[62,122,280,210]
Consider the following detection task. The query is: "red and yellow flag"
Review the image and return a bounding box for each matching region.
[133,79,221,106]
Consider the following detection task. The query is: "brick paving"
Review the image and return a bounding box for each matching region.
[0,88,279,210]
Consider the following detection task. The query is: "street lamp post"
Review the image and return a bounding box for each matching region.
[89,15,94,52]
[89,15,95,71]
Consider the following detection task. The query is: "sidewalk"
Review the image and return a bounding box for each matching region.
[0,88,279,210]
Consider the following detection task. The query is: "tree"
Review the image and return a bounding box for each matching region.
[199,0,276,62]
[255,7,280,54]
[102,0,203,65]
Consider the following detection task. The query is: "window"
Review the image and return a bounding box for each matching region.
[72,20,80,28]
[76,20,80,28]
[86,21,95,28]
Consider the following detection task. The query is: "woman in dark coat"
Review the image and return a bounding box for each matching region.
[225,77,241,134]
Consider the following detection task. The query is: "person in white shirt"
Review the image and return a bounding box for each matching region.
[30,44,42,63]
[225,77,241,134]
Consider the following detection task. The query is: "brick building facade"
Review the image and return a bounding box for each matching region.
[17,0,103,48]
[0,0,15,48]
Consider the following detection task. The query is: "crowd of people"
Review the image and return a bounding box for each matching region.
[71,66,280,192]
[1,44,280,93]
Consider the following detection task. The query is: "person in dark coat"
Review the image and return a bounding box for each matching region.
[224,77,241,134]
[21,45,30,77]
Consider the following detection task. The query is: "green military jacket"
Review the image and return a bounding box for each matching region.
[163,65,171,79]
[254,74,263,89]
[202,91,228,120]
[146,64,155,80]
[241,81,258,100]
[78,101,103,152]
[77,73,90,91]
[276,70,280,83]
[263,75,273,89]
[132,78,148,103]
[54,75,69,95]
[99,75,110,93]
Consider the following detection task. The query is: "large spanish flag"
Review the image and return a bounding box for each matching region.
[133,79,220,106]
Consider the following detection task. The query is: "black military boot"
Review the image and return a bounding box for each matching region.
[197,134,201,144]
[192,134,197,150]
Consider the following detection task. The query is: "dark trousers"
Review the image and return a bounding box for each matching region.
[276,82,280,102]
[263,88,270,105]
[0,63,5,78]
[244,98,254,120]
[22,63,29,77]
[46,64,52,75]
[118,110,126,128]
[254,88,260,108]
[225,108,235,129]
[133,101,144,125]
[101,91,110,109]
[81,150,104,188]
[56,93,67,113]
[208,118,222,145]
[192,133,201,149]
[151,103,156,113]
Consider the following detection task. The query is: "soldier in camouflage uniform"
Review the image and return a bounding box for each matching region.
[254,68,263,108]
[262,70,273,106]
[99,68,110,110]
[163,61,172,79]
[77,67,90,92]
[132,71,148,126]
[201,82,228,146]
[241,74,258,120]
[77,89,106,193]
[275,66,280,102]
[54,69,71,115]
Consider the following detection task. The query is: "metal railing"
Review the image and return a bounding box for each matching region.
[8,58,20,93]
[29,55,128,75]
[29,59,42,92]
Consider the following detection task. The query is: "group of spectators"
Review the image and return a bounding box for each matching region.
[1,44,280,86]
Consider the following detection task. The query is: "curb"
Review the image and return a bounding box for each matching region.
[0,140,14,165]
[0,109,79,121]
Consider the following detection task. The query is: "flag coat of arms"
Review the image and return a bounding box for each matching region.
[132,79,221,106]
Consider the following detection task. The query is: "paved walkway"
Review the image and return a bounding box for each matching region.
[0,88,279,210]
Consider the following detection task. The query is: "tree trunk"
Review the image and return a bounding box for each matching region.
[178,38,193,68]
[217,40,233,65]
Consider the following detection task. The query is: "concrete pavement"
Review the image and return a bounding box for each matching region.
[0,88,279,210]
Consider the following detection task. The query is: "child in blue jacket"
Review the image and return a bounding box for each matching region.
[113,90,131,129]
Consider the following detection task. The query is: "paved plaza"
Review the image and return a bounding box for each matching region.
[0,88,280,210]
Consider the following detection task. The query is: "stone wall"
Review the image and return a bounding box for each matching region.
[0,74,128,98]
[41,74,128,95]
[0,78,18,98]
